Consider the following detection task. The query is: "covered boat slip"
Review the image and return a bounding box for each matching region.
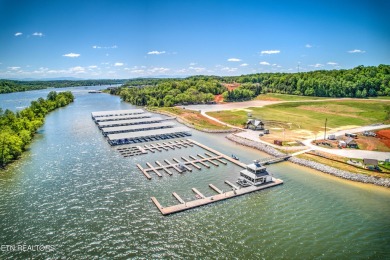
[107,127,191,146]
[91,109,145,120]
[94,113,152,122]
[101,121,175,136]
[97,117,167,128]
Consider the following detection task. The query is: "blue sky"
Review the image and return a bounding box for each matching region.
[0,0,389,79]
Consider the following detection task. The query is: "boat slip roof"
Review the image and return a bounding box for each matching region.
[91,109,145,117]
[97,117,164,127]
[107,126,190,141]
[94,113,152,122]
[101,121,175,134]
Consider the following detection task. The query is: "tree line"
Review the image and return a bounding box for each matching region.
[109,65,389,106]
[0,79,126,94]
[222,64,390,101]
[0,91,74,168]
[112,77,225,106]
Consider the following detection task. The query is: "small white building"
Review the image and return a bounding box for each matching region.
[237,160,273,186]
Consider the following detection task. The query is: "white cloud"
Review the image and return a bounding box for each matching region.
[88,65,98,69]
[260,50,280,55]
[189,62,197,66]
[327,62,338,66]
[149,67,170,73]
[147,50,166,55]
[310,63,324,68]
[69,66,86,73]
[8,66,21,70]
[348,49,365,53]
[305,44,312,48]
[131,69,145,74]
[259,61,270,66]
[227,58,241,62]
[32,32,44,37]
[240,63,248,67]
[189,67,206,73]
[114,62,124,66]
[221,67,237,72]
[14,32,23,37]
[92,45,118,49]
[63,53,80,58]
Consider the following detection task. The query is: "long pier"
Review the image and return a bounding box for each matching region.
[151,179,284,215]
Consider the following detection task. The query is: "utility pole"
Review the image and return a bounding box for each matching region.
[324,118,327,141]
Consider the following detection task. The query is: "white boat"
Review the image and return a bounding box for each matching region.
[236,160,273,187]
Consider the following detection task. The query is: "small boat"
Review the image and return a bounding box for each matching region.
[231,154,239,160]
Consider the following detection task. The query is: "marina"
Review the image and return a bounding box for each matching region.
[91,109,145,119]
[94,113,152,122]
[151,179,284,215]
[97,116,171,128]
[101,121,175,136]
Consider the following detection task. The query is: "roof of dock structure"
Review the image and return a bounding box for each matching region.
[91,109,145,118]
[101,121,175,134]
[97,117,165,127]
[107,126,190,141]
[94,113,152,122]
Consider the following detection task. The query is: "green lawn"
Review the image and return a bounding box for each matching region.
[255,93,333,101]
[207,100,390,132]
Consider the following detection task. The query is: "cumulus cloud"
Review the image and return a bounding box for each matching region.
[221,67,237,72]
[88,65,98,69]
[149,67,170,73]
[227,58,241,62]
[8,66,21,70]
[32,32,44,37]
[14,32,23,36]
[69,66,86,73]
[305,44,312,48]
[189,67,206,73]
[310,63,324,68]
[114,62,124,66]
[348,49,365,53]
[189,62,197,66]
[259,61,270,65]
[147,50,166,55]
[260,50,280,55]
[92,45,118,49]
[240,63,248,67]
[63,53,80,58]
[327,62,338,66]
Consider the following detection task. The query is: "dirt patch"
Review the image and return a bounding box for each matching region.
[223,83,241,91]
[214,94,224,103]
[376,129,390,148]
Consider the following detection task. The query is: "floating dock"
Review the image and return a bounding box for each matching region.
[151,179,283,215]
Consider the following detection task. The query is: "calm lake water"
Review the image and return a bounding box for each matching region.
[1,88,390,259]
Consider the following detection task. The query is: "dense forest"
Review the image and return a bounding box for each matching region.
[115,77,225,106]
[0,91,74,167]
[0,79,126,94]
[109,65,390,106]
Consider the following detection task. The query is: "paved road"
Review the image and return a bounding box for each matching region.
[185,100,390,161]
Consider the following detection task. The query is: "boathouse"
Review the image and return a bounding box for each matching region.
[101,121,175,136]
[94,113,152,122]
[91,109,145,120]
[107,126,191,145]
[97,117,168,129]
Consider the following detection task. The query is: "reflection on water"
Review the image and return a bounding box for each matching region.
[0,88,389,259]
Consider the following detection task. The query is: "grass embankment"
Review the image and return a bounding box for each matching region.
[255,93,333,101]
[149,107,232,131]
[298,152,390,178]
[208,100,390,132]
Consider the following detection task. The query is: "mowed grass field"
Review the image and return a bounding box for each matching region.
[150,107,231,130]
[207,100,390,133]
[255,93,333,101]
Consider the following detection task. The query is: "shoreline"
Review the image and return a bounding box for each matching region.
[226,134,390,188]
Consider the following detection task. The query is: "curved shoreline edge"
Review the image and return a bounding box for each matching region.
[226,134,390,188]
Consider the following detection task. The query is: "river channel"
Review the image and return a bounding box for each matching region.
[0,87,389,259]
